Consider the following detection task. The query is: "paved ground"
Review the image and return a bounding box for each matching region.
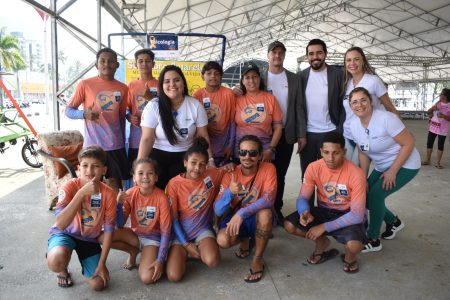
[0,119,449,300]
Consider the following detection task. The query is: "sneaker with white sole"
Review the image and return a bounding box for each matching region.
[362,238,382,253]
[381,216,405,240]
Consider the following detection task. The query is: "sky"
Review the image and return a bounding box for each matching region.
[1,0,124,75]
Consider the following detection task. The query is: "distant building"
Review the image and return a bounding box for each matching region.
[11,31,43,72]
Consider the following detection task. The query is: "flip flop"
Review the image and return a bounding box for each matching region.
[340,254,359,273]
[307,248,339,265]
[57,272,73,288]
[235,237,255,259]
[244,264,265,283]
[235,247,251,259]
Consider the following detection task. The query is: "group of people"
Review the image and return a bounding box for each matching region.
[46,38,429,291]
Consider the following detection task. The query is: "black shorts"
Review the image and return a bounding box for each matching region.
[286,207,367,245]
[105,148,131,180]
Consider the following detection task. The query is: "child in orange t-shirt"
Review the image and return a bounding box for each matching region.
[127,49,159,164]
[107,158,171,284]
[165,137,229,282]
[66,48,130,191]
[47,146,116,291]
[192,61,236,166]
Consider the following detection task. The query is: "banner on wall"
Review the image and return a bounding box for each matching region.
[121,60,206,96]
[148,34,179,59]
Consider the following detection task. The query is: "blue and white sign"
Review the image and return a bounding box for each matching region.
[148,34,179,59]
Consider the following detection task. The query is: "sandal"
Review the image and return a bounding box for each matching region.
[235,237,255,259]
[421,161,430,165]
[307,248,339,265]
[235,247,251,259]
[340,254,359,273]
[435,164,444,169]
[57,272,73,288]
[244,256,265,283]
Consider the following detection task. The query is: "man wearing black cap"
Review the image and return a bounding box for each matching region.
[262,41,306,225]
[298,39,344,207]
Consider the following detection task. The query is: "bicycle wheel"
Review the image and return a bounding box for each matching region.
[22,139,42,168]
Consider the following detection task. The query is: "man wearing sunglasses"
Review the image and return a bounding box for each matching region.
[284,131,367,273]
[214,135,277,283]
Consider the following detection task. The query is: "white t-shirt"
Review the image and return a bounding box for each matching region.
[140,96,208,152]
[305,68,336,132]
[343,73,387,140]
[349,110,421,172]
[267,70,288,126]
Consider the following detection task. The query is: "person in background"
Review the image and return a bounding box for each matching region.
[422,88,450,169]
[234,63,283,163]
[192,61,236,166]
[127,49,159,164]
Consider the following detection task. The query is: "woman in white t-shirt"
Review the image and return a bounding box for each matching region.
[349,87,420,253]
[138,65,213,190]
[342,47,400,164]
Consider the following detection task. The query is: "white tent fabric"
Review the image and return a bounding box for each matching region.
[105,0,450,83]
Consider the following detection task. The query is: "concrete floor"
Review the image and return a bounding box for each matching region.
[0,119,449,300]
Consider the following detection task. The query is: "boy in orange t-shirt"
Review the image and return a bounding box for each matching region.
[192,61,236,166]
[127,49,159,164]
[284,132,367,273]
[47,146,116,291]
[66,48,129,191]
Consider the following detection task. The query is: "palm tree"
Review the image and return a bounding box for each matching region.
[0,27,26,71]
[0,27,27,107]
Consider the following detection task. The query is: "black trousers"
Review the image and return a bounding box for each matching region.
[273,129,294,213]
[150,148,186,190]
[299,131,336,207]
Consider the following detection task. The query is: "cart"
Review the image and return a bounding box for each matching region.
[0,109,42,168]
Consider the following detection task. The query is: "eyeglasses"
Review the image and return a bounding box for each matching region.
[350,99,369,107]
[238,149,259,157]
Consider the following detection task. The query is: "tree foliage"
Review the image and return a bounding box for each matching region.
[0,27,27,72]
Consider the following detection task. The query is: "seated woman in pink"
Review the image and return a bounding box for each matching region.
[422,88,450,169]
[234,63,283,162]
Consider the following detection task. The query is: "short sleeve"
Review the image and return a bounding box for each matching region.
[271,95,283,123]
[215,171,232,202]
[196,101,208,127]
[373,76,387,98]
[140,100,160,128]
[385,111,405,138]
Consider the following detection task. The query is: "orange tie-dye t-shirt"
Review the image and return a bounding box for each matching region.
[68,76,128,151]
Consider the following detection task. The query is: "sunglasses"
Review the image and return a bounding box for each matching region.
[238,149,259,157]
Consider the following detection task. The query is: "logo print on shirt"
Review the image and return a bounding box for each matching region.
[206,104,222,124]
[188,187,211,211]
[136,95,150,112]
[136,207,153,226]
[81,207,99,227]
[323,182,344,204]
[240,104,267,124]
[96,91,120,112]
[241,186,259,207]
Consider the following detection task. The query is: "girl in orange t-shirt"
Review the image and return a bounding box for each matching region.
[111,158,171,284]
[165,137,229,282]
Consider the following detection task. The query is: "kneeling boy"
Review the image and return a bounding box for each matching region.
[46,146,116,290]
[284,132,367,273]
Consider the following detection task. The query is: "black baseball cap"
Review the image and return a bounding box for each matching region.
[241,63,260,76]
[268,40,286,52]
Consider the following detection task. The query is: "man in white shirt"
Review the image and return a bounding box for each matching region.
[298,39,345,207]
[261,41,306,224]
